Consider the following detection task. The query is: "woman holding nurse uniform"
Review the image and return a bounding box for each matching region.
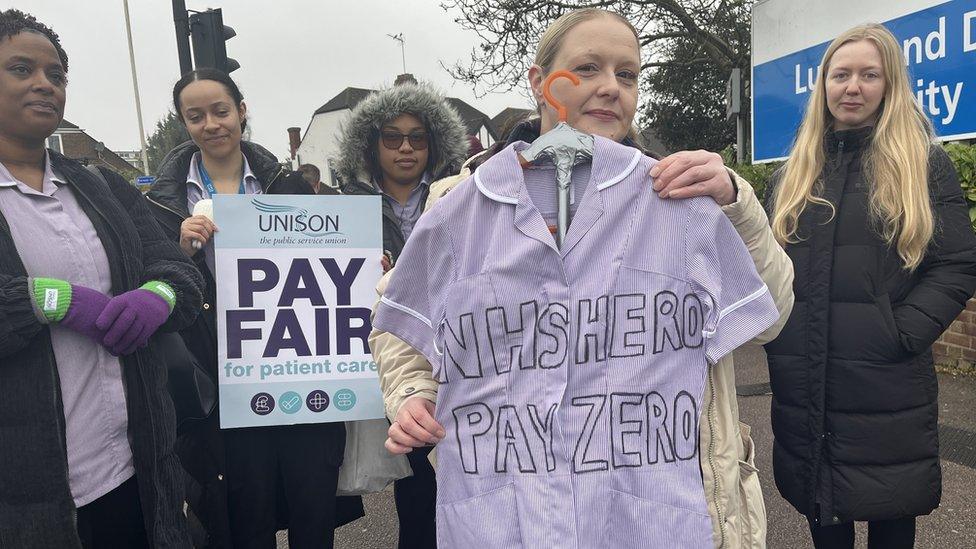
[371,8,794,548]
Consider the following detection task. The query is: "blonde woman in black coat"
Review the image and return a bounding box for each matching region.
[765,23,976,548]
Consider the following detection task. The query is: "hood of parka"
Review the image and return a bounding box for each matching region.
[335,82,469,189]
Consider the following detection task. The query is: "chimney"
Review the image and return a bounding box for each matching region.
[394,73,418,86]
[287,127,301,159]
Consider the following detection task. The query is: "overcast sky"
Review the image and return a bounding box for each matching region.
[23,0,530,161]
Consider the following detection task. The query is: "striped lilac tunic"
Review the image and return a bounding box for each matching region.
[374,136,778,548]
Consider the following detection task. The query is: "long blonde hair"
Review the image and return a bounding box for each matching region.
[771,24,934,270]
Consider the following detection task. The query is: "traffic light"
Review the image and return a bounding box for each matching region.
[189,8,239,73]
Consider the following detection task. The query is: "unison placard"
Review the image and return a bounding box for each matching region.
[214,195,384,428]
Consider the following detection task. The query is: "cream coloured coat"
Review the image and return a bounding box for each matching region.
[369,167,794,549]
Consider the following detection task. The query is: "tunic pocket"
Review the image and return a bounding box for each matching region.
[606,489,712,549]
[436,484,524,548]
[737,422,768,549]
[608,267,702,385]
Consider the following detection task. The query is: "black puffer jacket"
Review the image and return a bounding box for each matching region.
[146,140,312,383]
[0,153,203,547]
[764,127,976,525]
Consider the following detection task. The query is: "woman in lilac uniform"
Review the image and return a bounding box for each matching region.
[146,69,360,549]
[0,9,203,548]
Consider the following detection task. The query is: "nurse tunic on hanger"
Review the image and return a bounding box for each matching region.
[374,135,779,548]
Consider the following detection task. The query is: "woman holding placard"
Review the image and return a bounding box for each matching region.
[146,68,357,549]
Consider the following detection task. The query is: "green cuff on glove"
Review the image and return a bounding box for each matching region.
[32,277,73,323]
[140,280,177,313]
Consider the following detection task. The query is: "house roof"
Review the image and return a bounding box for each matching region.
[491,107,533,138]
[50,119,136,173]
[312,86,496,138]
[313,87,373,115]
[445,97,496,139]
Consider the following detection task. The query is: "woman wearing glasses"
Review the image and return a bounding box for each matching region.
[336,80,469,270]
[334,80,469,549]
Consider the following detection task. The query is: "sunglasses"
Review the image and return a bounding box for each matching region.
[381,130,429,150]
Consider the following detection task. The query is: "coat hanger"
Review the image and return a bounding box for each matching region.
[518,70,595,248]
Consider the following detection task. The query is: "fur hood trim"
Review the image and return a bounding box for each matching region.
[334,82,469,184]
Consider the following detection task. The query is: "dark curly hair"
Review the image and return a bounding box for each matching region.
[0,9,69,73]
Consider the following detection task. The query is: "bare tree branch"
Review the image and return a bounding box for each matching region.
[641,58,711,69]
[441,0,749,94]
[639,32,690,45]
[440,0,753,151]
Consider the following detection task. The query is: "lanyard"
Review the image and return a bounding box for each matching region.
[199,161,246,196]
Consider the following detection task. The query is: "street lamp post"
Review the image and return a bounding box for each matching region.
[121,0,150,176]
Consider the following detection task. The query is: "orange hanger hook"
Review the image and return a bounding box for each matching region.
[542,70,580,122]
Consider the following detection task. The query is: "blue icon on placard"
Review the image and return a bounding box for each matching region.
[279,391,303,414]
[334,389,356,411]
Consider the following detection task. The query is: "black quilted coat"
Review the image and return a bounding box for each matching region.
[764,127,976,526]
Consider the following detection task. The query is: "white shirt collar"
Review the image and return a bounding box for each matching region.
[372,171,431,197]
[187,151,258,194]
[473,137,644,205]
[0,151,65,194]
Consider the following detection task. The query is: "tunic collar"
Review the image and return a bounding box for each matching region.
[473,135,643,205]
[0,151,66,196]
[473,135,645,258]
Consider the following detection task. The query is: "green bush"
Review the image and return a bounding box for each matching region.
[724,143,976,231]
[720,146,782,200]
[944,143,976,231]
[729,161,782,200]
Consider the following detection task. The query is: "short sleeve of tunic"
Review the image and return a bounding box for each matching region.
[685,197,779,364]
[373,205,455,366]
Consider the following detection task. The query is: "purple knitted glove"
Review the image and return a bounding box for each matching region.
[61,285,112,343]
[31,278,111,343]
[96,282,175,356]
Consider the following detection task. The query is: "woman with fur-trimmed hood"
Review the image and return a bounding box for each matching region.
[335,81,469,267]
[334,81,466,549]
